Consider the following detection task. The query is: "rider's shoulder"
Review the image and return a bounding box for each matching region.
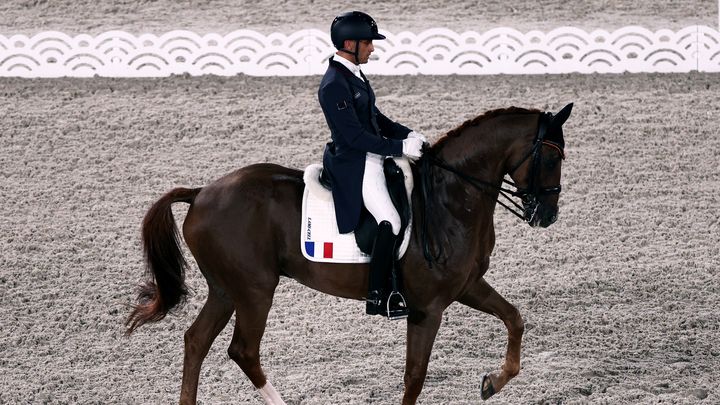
[319,71,351,95]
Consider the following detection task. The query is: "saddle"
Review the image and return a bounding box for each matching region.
[301,158,413,263]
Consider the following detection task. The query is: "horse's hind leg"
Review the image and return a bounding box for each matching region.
[180,287,234,405]
[458,277,524,400]
[227,287,286,405]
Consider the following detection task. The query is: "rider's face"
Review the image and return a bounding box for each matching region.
[344,39,374,64]
[356,40,374,64]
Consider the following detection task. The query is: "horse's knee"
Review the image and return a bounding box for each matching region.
[505,307,524,337]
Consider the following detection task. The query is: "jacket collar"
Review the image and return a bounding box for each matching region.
[332,55,363,79]
[329,57,368,89]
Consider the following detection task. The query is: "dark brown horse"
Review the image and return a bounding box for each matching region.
[126,103,573,404]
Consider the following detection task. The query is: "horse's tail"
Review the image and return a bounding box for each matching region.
[125,187,201,335]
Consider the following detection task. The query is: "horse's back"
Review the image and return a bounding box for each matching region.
[192,163,303,211]
[183,163,305,268]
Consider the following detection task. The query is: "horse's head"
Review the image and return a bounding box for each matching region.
[418,104,573,263]
[507,103,572,228]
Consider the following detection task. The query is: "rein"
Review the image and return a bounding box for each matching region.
[418,112,562,264]
[420,155,528,220]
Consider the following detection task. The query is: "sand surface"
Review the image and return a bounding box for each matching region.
[1,1,719,404]
[1,72,719,404]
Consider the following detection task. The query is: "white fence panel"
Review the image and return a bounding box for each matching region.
[1,26,719,77]
[698,25,720,71]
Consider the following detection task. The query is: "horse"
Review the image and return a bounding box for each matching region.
[126,103,573,404]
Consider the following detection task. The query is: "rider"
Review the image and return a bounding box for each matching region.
[318,11,425,318]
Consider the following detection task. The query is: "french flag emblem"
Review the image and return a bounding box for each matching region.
[305,241,333,259]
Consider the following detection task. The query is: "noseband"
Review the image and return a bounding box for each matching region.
[419,112,564,264]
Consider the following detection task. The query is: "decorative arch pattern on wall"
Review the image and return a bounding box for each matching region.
[1,26,718,77]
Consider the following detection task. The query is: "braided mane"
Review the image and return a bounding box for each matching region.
[432,106,540,149]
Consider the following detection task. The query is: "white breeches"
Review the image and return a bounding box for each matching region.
[362,152,401,235]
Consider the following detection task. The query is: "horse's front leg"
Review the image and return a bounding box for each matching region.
[458,277,524,400]
[402,310,443,405]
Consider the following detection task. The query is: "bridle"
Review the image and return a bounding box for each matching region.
[418,112,565,264]
[505,112,565,222]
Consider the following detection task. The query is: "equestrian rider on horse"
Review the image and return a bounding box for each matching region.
[318,11,425,318]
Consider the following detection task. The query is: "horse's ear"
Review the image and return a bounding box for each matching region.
[545,103,572,149]
[551,103,573,128]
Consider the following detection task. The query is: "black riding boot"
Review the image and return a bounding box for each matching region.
[366,221,408,319]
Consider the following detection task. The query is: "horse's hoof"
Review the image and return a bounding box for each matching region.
[481,374,496,400]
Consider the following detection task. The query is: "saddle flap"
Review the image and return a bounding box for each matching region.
[301,159,414,263]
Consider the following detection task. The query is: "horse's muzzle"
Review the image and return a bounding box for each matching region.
[525,199,558,228]
[538,211,558,228]
[535,206,558,228]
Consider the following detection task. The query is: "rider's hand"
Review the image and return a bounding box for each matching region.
[402,137,424,160]
[407,131,427,144]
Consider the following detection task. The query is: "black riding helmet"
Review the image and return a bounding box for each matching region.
[331,11,386,63]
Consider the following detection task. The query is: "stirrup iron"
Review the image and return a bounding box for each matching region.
[386,290,408,320]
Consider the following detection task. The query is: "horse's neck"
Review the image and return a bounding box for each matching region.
[428,155,502,234]
[425,114,535,257]
[435,126,515,197]
[436,113,536,188]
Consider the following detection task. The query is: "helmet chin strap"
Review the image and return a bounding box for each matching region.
[338,40,360,65]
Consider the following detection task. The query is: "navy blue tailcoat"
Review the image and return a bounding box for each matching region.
[319,57,412,233]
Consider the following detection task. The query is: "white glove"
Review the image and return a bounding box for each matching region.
[402,137,424,160]
[407,131,427,144]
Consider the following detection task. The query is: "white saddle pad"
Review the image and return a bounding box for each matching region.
[301,159,413,263]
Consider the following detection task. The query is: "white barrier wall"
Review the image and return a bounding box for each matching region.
[1,26,719,77]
